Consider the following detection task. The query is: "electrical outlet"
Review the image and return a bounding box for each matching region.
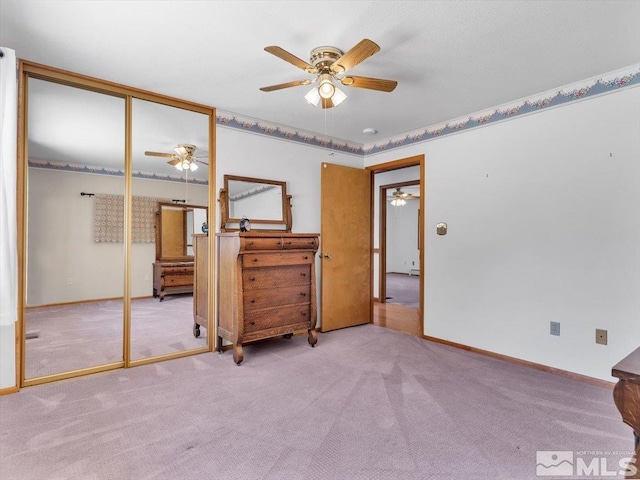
[595,329,608,345]
[550,321,560,336]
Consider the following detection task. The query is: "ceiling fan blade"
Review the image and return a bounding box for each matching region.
[167,158,181,166]
[260,79,312,92]
[145,151,174,158]
[264,46,317,73]
[341,75,397,92]
[330,39,380,74]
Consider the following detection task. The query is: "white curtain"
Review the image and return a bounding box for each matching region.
[0,47,17,326]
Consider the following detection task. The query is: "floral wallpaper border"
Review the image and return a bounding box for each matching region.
[28,159,209,185]
[28,63,640,174]
[216,63,640,156]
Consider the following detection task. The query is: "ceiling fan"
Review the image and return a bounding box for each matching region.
[260,38,398,108]
[388,187,419,206]
[144,144,208,172]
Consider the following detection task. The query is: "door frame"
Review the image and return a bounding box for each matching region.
[366,154,425,333]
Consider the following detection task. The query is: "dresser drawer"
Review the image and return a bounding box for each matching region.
[244,305,311,333]
[244,285,311,311]
[243,265,311,289]
[165,274,193,287]
[282,237,319,250]
[241,237,283,251]
[242,251,314,267]
[161,265,194,275]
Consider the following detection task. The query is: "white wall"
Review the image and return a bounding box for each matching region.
[386,200,420,274]
[0,324,14,389]
[365,87,640,381]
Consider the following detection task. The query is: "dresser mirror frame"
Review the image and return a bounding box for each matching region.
[156,202,208,262]
[219,174,292,232]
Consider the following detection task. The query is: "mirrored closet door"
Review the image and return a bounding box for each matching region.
[129,98,210,362]
[20,63,215,387]
[24,78,126,381]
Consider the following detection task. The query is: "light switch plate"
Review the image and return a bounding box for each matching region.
[595,329,607,345]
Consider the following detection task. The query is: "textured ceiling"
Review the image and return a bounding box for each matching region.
[2,0,640,146]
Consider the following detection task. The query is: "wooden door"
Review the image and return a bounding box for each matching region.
[320,163,372,331]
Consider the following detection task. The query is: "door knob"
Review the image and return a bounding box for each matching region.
[321,253,331,259]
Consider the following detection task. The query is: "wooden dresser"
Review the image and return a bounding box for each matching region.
[612,346,640,478]
[192,234,208,338]
[217,232,319,365]
[152,261,194,301]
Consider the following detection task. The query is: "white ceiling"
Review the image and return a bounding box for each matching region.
[2,0,640,146]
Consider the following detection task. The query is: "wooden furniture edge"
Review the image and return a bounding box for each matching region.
[423,335,615,389]
[612,346,640,382]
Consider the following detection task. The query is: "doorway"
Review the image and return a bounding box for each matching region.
[366,155,424,338]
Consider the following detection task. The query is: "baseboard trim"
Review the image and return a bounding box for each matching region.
[0,385,19,396]
[423,335,615,390]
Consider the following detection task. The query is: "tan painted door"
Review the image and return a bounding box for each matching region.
[320,162,372,332]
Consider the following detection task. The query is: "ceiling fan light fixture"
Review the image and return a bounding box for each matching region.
[189,161,198,172]
[318,74,335,99]
[304,87,321,106]
[331,87,347,106]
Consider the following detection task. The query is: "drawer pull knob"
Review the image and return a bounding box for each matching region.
[250,299,255,303]
[249,241,254,245]
[300,292,306,297]
[249,276,256,281]
[250,321,256,326]
[276,241,281,245]
[285,241,292,245]
[301,312,307,317]
[303,255,308,260]
[253,258,258,262]
[300,273,306,277]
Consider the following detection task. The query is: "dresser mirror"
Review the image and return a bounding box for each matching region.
[220,175,292,232]
[156,202,208,261]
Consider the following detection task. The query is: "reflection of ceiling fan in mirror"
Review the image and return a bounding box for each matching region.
[144,144,208,172]
[260,38,398,109]
[388,187,419,206]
